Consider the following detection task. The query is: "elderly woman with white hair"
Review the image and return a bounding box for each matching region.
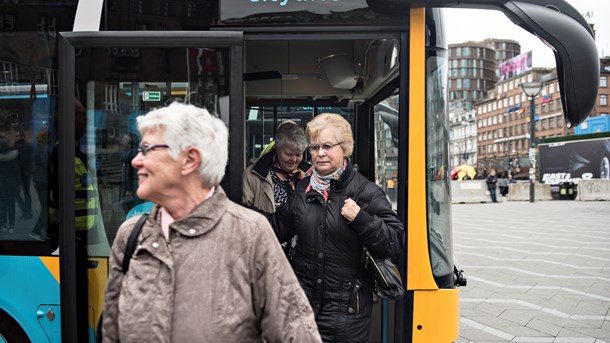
[101,102,321,343]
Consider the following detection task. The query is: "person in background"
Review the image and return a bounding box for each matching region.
[498,172,509,198]
[48,99,99,342]
[29,128,51,241]
[0,134,20,234]
[486,168,499,203]
[242,120,309,262]
[118,132,140,213]
[14,129,33,219]
[270,113,405,342]
[102,102,321,343]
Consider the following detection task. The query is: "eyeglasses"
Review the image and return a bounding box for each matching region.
[138,144,170,156]
[308,142,342,153]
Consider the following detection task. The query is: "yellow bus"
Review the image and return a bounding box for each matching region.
[0,0,598,342]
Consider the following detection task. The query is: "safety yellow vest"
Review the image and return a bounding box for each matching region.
[49,156,98,231]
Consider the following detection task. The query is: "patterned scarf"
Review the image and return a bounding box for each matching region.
[310,159,346,196]
[271,154,300,190]
[271,153,301,206]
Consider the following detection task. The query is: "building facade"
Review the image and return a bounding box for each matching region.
[448,39,520,112]
[475,68,572,177]
[449,108,477,169]
[576,57,610,133]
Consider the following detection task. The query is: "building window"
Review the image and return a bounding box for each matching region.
[541,119,547,130]
[549,117,555,129]
[601,95,608,106]
[601,76,607,88]
[557,116,562,127]
[549,101,554,111]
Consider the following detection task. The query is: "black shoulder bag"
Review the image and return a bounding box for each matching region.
[95,213,149,343]
[354,182,405,301]
[362,248,405,301]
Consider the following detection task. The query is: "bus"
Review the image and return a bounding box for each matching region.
[0,0,598,342]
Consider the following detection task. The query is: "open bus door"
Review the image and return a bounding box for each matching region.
[58,31,244,342]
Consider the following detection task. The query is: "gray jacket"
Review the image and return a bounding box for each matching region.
[102,187,321,343]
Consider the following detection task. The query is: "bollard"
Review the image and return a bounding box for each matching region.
[559,182,567,200]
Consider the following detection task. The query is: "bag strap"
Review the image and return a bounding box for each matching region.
[122,213,149,273]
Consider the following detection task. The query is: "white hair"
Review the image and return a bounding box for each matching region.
[136,101,228,186]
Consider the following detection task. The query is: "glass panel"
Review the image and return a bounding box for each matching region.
[245,106,313,160]
[425,49,454,289]
[374,96,399,210]
[74,47,231,256]
[0,3,76,250]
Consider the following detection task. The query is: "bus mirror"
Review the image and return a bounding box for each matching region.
[501,1,599,128]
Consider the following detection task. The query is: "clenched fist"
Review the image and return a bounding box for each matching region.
[341,198,361,222]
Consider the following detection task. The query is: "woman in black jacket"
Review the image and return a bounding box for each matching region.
[272,113,405,342]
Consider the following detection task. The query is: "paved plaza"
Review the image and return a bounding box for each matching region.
[453,200,610,343]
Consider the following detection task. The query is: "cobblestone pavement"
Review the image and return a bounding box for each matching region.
[453,200,610,343]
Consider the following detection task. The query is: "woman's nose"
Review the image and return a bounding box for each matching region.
[131,153,144,168]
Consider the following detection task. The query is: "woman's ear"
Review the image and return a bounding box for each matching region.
[182,147,202,176]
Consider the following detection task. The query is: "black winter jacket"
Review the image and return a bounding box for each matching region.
[273,162,404,342]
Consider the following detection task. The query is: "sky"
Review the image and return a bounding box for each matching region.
[444,0,609,68]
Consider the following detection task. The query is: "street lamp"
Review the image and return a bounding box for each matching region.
[520,81,543,203]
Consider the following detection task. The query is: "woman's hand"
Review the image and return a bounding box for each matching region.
[341,198,361,222]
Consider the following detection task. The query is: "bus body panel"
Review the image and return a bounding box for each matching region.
[0,256,60,343]
[408,7,438,291]
[412,288,460,342]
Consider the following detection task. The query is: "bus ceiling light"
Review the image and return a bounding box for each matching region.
[318,54,359,89]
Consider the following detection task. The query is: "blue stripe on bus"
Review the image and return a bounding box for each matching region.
[0,256,60,342]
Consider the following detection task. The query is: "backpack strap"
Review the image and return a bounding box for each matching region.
[122,213,149,273]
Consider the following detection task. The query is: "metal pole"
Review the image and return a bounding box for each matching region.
[529,95,536,203]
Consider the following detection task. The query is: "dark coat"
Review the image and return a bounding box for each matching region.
[273,162,404,342]
[486,174,498,189]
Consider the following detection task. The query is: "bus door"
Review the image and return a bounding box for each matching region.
[58,31,244,342]
[242,33,405,342]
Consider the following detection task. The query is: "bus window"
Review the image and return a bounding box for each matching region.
[374,97,399,209]
[73,46,233,252]
[426,46,454,289]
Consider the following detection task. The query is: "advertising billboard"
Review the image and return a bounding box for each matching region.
[497,51,532,81]
[539,137,610,185]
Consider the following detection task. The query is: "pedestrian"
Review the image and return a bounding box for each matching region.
[118,132,140,214]
[102,101,321,343]
[29,128,51,241]
[0,134,20,234]
[498,172,509,197]
[269,113,405,342]
[242,120,309,263]
[486,169,499,203]
[14,129,33,219]
[48,99,99,342]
